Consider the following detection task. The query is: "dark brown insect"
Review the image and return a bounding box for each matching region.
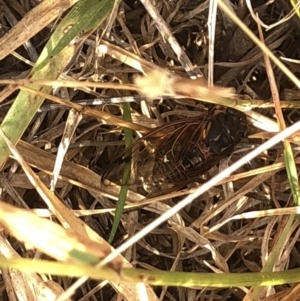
[101,108,247,196]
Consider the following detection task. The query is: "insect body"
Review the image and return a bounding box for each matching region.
[101,108,246,196]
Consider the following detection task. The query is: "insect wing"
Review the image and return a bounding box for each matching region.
[101,110,246,196]
[101,117,211,195]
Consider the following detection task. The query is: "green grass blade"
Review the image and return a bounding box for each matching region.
[284,142,300,206]
[290,0,300,19]
[0,0,114,168]
[251,142,299,300]
[108,100,133,243]
[35,0,114,72]
[2,257,300,288]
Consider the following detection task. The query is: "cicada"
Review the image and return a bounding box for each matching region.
[101,108,247,196]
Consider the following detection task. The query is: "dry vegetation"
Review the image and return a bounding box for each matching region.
[1,0,300,300]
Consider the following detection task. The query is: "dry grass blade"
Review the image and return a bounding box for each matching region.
[134,70,234,99]
[217,0,300,88]
[51,109,83,190]
[0,0,78,60]
[1,1,300,300]
[140,0,203,78]
[97,120,300,266]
